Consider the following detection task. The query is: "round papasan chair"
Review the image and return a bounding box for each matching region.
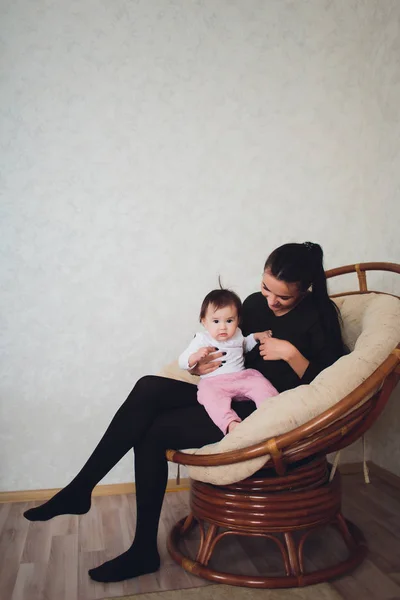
[160,262,400,589]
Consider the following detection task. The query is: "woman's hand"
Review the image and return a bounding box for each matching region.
[253,330,273,343]
[259,337,293,362]
[259,337,310,378]
[188,346,212,368]
[190,347,225,376]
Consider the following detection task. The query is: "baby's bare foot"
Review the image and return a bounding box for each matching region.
[227,421,240,434]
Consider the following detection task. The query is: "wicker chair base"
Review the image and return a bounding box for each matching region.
[167,457,367,588]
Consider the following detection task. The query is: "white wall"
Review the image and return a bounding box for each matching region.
[1,0,399,491]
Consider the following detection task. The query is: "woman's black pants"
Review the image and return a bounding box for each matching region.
[73,375,256,551]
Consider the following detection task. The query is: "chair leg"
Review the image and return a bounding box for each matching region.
[284,532,301,576]
[335,513,357,551]
[180,513,196,535]
[196,523,219,565]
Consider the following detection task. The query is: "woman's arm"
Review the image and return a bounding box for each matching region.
[298,318,345,384]
[258,338,310,378]
[259,317,344,383]
[284,345,310,378]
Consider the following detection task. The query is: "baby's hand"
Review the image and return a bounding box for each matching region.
[254,330,273,343]
[188,347,211,368]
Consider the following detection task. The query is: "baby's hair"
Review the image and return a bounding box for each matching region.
[199,278,242,322]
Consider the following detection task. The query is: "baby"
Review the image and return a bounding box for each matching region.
[178,287,278,434]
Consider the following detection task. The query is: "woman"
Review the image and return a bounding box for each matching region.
[24,242,345,583]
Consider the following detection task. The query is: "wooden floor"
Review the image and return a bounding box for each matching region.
[1,471,400,600]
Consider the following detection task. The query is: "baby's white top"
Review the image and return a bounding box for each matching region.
[178,328,257,379]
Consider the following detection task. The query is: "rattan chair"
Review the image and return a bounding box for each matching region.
[165,262,400,588]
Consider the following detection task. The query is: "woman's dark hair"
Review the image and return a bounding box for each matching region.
[199,285,242,323]
[264,242,343,351]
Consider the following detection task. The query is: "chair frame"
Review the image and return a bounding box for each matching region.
[166,263,400,588]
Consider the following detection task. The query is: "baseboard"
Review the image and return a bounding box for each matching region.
[1,461,399,504]
[0,477,190,504]
[336,461,366,475]
[333,460,400,489]
[368,462,400,490]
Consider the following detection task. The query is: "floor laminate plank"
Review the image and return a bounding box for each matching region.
[154,562,198,592]
[78,502,104,553]
[10,563,34,600]
[333,559,400,600]
[236,533,290,577]
[42,533,78,600]
[20,519,52,564]
[343,495,400,573]
[22,563,48,600]
[343,478,400,536]
[1,471,400,600]
[0,501,11,535]
[0,503,30,600]
[10,563,47,600]
[51,513,79,537]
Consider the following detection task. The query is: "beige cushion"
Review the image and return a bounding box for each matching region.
[159,294,400,485]
[159,362,199,385]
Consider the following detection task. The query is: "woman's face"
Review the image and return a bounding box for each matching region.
[261,269,303,316]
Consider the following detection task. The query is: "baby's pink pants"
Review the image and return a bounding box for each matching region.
[197,369,279,434]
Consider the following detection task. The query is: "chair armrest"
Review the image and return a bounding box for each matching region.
[166,437,278,467]
[166,347,400,469]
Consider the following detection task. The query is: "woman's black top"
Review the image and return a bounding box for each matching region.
[241,292,344,393]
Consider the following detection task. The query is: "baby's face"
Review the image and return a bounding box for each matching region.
[202,304,239,342]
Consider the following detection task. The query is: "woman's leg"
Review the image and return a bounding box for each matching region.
[24,376,199,521]
[88,402,224,582]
